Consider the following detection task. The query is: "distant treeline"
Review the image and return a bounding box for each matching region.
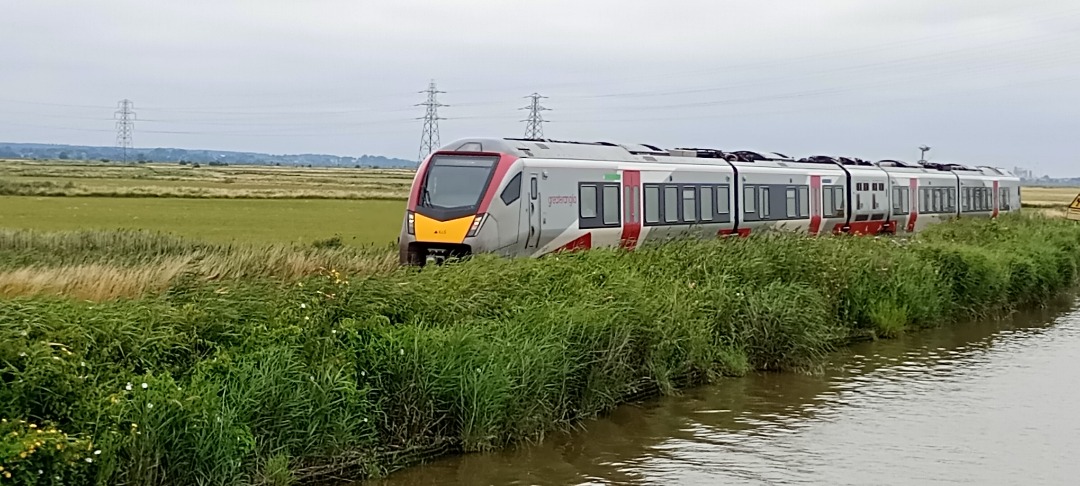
[0,142,417,168]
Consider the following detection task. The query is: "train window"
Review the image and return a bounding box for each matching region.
[948,188,956,212]
[664,186,679,223]
[898,187,911,215]
[892,187,902,213]
[603,185,620,225]
[872,193,878,210]
[682,187,697,223]
[530,177,538,200]
[798,186,809,217]
[644,185,660,224]
[700,186,714,222]
[717,185,731,214]
[962,188,970,211]
[856,194,863,211]
[786,187,797,218]
[1000,188,1010,210]
[921,188,930,213]
[500,172,522,205]
[760,187,771,218]
[822,185,844,218]
[579,185,597,218]
[743,186,756,213]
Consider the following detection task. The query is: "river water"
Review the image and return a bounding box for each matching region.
[367,295,1080,486]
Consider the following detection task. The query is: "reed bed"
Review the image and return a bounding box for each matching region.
[1,214,1079,485]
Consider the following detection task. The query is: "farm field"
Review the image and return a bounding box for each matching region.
[1021,185,1080,208]
[0,158,415,199]
[0,196,405,246]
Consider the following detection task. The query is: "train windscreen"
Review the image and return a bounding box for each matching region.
[419,154,498,212]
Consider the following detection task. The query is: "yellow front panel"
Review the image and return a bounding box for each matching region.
[414,213,474,243]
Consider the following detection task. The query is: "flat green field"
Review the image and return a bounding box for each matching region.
[0,196,405,246]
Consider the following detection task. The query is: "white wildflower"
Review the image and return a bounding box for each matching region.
[146,403,153,409]
[125,382,133,391]
[80,361,86,367]
[399,349,404,356]
[94,450,101,455]
[85,457,93,463]
[300,303,307,309]
[141,383,148,389]
[18,352,27,357]
[360,371,366,377]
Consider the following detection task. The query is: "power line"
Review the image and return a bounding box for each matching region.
[520,93,550,140]
[114,99,135,162]
[416,80,446,163]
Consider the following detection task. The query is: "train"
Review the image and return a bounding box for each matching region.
[398,137,1020,265]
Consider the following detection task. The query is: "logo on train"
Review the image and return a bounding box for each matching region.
[548,195,577,207]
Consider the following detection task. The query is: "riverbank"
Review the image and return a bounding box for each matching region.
[2,214,1079,485]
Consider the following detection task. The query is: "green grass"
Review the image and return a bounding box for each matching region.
[0,196,405,247]
[1,214,1079,485]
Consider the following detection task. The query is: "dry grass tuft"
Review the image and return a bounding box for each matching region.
[0,258,189,300]
[0,228,401,301]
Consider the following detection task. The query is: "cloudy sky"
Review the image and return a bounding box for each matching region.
[3,0,1078,175]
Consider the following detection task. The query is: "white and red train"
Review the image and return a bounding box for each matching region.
[399,137,1020,265]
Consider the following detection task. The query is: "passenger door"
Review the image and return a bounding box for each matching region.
[525,172,542,249]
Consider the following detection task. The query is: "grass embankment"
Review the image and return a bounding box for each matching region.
[2,214,1080,485]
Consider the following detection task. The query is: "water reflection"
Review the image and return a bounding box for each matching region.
[366,294,1080,486]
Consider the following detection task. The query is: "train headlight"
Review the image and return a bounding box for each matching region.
[466,213,486,238]
[407,211,415,235]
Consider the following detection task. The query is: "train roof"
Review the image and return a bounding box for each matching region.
[435,138,1012,175]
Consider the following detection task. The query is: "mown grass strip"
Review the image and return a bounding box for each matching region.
[1,213,1079,485]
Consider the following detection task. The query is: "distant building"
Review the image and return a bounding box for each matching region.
[1013,166,1035,181]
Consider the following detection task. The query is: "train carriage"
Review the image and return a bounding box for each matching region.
[877,161,957,233]
[400,137,1021,265]
[726,155,846,237]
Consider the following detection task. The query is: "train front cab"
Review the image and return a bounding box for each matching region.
[399,151,522,265]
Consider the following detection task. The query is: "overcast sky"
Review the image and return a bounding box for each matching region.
[3,0,1078,176]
